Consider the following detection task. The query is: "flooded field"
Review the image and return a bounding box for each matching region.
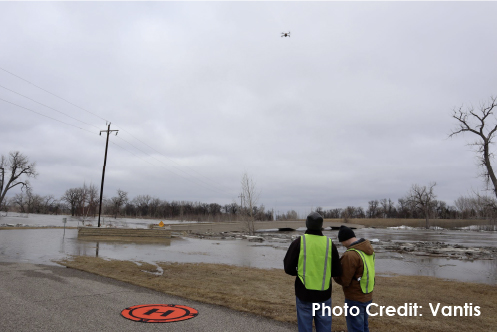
[0,213,200,228]
[1,214,496,284]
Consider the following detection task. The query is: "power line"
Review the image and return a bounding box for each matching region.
[115,134,230,191]
[0,97,97,135]
[113,123,234,194]
[2,66,231,193]
[0,86,230,196]
[0,84,100,130]
[0,67,235,197]
[114,135,232,196]
[0,66,109,123]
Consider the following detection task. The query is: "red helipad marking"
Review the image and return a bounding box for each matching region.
[121,304,199,323]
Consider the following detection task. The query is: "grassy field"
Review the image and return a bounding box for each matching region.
[58,256,497,332]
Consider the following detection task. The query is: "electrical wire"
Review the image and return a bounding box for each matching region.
[0,66,109,123]
[0,91,229,195]
[0,84,100,130]
[114,135,231,196]
[0,97,97,135]
[113,123,234,194]
[0,67,235,197]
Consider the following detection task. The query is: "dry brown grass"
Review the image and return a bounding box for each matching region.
[58,256,497,332]
[325,218,491,229]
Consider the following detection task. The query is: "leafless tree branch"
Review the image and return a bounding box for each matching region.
[449,95,497,198]
[0,151,37,210]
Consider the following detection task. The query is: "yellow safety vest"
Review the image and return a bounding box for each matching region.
[297,234,332,291]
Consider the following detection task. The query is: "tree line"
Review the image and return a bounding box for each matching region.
[301,195,496,221]
[1,184,274,222]
[2,182,496,223]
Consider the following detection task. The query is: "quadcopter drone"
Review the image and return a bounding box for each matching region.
[281,31,290,38]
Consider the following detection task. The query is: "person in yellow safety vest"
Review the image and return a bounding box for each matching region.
[334,225,375,332]
[284,212,342,332]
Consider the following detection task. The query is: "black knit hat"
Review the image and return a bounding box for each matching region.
[306,212,324,231]
[338,225,355,242]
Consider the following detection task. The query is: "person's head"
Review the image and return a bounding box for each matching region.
[306,212,324,231]
[338,225,357,247]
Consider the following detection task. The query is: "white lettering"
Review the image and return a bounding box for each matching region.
[414,303,421,316]
[349,306,360,317]
[397,303,408,316]
[464,303,471,316]
[332,305,343,317]
[366,303,377,316]
[453,306,463,316]
[441,306,452,317]
[385,306,396,316]
[321,304,331,317]
[429,303,440,316]
[474,306,481,316]
[312,303,320,316]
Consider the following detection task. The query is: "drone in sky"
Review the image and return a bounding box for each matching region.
[281,31,290,38]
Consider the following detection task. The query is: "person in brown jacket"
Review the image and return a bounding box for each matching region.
[334,225,375,332]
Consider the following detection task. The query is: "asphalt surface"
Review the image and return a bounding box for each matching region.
[0,262,295,332]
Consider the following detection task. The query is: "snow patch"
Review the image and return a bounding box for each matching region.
[387,225,416,230]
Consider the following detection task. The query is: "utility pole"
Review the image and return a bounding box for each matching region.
[0,167,4,193]
[0,167,4,209]
[238,193,244,209]
[98,123,118,227]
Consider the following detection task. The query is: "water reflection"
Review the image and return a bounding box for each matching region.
[0,228,496,284]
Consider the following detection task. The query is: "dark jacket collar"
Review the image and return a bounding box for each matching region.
[305,229,324,236]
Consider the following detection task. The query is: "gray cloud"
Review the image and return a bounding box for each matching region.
[1,2,495,215]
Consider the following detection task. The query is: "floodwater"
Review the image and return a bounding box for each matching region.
[0,213,202,228]
[1,214,497,284]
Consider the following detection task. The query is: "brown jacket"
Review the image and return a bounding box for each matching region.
[333,239,374,302]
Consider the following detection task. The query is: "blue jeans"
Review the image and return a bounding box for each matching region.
[345,299,372,332]
[296,297,332,332]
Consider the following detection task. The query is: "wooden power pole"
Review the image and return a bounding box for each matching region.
[98,123,118,227]
[0,167,4,193]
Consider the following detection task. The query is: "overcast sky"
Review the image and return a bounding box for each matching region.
[1,1,497,216]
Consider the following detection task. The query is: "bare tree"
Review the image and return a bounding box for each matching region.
[78,183,94,220]
[450,96,497,198]
[60,184,99,222]
[42,195,56,214]
[12,192,27,213]
[405,182,437,229]
[0,151,37,210]
[380,198,395,218]
[25,187,41,213]
[0,195,10,214]
[111,189,128,219]
[61,188,80,216]
[86,184,99,218]
[367,200,379,218]
[240,172,260,235]
[133,195,152,217]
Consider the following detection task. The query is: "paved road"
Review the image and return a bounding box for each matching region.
[0,262,295,332]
